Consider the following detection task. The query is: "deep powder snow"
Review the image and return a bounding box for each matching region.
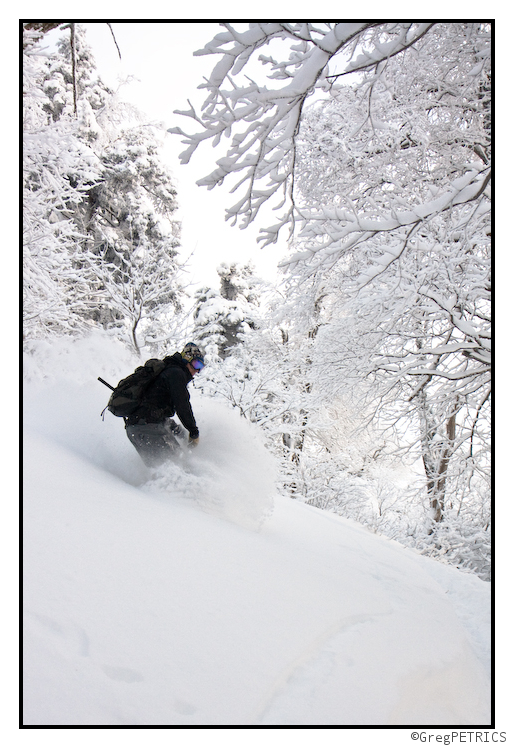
[23,334,491,726]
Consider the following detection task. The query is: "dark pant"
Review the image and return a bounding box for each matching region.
[126,421,181,468]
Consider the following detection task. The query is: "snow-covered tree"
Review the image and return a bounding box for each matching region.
[190,266,300,467]
[75,125,184,353]
[23,24,185,353]
[191,262,259,360]
[171,22,491,525]
[23,27,101,340]
[291,28,491,523]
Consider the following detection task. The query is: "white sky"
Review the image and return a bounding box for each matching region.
[70,22,286,289]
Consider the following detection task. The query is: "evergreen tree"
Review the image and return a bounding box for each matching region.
[76,125,183,353]
[192,262,258,360]
[23,24,185,353]
[23,27,101,340]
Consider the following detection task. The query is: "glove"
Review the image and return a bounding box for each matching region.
[188,436,199,448]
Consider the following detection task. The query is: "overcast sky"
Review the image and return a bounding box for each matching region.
[69,22,286,288]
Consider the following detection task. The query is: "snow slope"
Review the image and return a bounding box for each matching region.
[23,335,491,727]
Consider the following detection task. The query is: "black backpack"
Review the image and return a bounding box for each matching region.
[105,358,168,417]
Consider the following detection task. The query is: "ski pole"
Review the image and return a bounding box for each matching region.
[98,377,115,391]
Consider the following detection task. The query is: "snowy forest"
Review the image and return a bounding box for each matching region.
[23,19,491,586]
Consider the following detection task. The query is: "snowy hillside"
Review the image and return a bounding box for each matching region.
[23,335,491,727]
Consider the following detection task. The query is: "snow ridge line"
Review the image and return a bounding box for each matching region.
[248,612,381,725]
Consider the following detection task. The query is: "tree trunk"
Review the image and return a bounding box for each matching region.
[419,393,459,526]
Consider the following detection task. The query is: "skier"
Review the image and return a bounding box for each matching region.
[125,342,205,467]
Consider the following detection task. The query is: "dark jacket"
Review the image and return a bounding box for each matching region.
[125,353,199,438]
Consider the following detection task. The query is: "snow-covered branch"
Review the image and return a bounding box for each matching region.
[170,23,444,237]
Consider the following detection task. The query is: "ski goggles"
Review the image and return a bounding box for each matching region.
[191,359,205,371]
